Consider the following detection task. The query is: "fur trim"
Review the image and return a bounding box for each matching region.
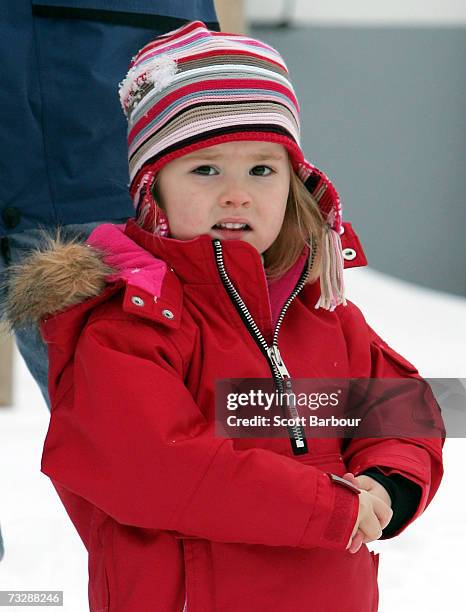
[1,232,115,329]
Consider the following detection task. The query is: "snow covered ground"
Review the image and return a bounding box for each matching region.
[0,265,465,611]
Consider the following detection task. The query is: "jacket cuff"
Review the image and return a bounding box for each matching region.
[299,472,360,551]
[360,468,422,538]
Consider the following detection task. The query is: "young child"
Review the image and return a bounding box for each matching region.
[6,21,443,612]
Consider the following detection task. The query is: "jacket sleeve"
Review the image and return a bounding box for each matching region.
[41,316,359,552]
[338,302,444,538]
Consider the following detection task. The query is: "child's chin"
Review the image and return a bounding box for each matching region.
[207,230,264,255]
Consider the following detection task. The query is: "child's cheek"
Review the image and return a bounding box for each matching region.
[171,207,209,240]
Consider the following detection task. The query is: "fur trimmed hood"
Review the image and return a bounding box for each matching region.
[1,232,115,330]
[1,223,185,335]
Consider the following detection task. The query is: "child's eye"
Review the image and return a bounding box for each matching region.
[192,165,218,176]
[250,165,274,176]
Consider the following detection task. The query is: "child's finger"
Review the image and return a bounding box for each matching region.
[357,506,383,543]
[371,495,393,531]
[354,475,376,492]
[342,472,360,488]
[347,531,364,554]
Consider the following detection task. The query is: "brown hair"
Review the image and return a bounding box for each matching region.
[137,163,325,283]
[263,163,324,283]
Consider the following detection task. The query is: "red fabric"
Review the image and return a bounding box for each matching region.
[40,220,443,612]
[340,221,368,269]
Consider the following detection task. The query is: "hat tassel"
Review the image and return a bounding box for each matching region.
[314,224,347,312]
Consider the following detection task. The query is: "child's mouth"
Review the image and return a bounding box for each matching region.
[211,222,252,238]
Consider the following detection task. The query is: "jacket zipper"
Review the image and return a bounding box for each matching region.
[212,240,316,456]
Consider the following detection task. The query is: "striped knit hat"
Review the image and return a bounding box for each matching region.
[118,21,346,310]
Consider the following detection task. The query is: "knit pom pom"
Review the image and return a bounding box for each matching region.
[118,54,179,117]
[314,225,347,311]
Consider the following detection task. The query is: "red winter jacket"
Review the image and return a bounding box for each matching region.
[26,219,442,611]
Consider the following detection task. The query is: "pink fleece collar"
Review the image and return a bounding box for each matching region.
[87,223,168,299]
[266,248,309,327]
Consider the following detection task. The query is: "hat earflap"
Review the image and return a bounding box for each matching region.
[297,161,347,311]
[135,171,170,237]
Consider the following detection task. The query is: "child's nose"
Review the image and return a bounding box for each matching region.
[218,185,252,208]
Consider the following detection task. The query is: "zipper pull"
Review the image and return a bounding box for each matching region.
[267,345,291,379]
[268,345,308,455]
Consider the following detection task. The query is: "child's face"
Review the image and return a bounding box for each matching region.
[156,141,291,254]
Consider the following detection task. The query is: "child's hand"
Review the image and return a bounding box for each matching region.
[352,474,392,509]
[343,472,393,554]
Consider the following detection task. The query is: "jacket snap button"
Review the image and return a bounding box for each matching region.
[131,296,145,307]
[162,309,174,320]
[342,248,357,261]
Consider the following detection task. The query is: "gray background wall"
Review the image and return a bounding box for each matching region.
[250,24,466,296]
